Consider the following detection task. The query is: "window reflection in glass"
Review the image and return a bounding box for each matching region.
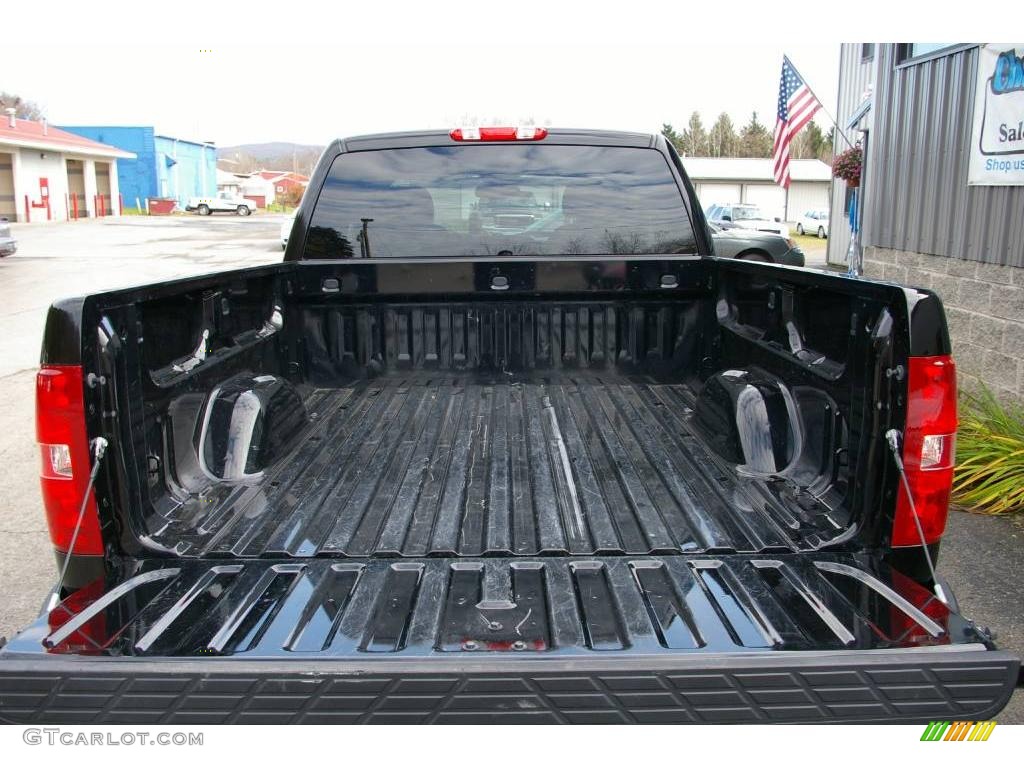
[304,145,697,259]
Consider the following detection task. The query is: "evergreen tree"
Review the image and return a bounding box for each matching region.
[822,126,836,163]
[661,123,684,153]
[738,111,772,158]
[805,121,825,160]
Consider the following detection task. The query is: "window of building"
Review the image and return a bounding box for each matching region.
[896,43,973,66]
[861,44,875,62]
[910,43,954,58]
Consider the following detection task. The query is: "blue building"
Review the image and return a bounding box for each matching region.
[59,126,216,209]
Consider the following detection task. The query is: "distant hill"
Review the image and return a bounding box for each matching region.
[219,142,324,158]
[217,142,325,176]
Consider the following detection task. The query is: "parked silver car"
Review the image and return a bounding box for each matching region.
[709,222,805,266]
[704,203,790,238]
[797,208,830,238]
[0,217,16,257]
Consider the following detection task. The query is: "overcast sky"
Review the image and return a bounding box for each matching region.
[4,1,982,151]
[1,43,841,148]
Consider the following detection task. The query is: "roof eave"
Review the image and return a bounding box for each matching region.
[0,135,136,159]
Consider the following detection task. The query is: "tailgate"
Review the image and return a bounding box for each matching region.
[0,554,1018,724]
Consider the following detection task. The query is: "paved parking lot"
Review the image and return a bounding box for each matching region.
[0,214,1018,721]
[792,233,828,266]
[0,213,282,645]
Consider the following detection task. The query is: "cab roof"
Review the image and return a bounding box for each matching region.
[334,128,660,153]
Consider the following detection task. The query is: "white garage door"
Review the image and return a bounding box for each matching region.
[786,182,830,222]
[695,183,742,211]
[743,184,786,222]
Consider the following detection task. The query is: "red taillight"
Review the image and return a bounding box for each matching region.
[449,126,548,142]
[892,355,958,546]
[36,365,103,555]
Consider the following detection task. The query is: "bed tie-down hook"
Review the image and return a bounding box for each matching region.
[173,329,210,373]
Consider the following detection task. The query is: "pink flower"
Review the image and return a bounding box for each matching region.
[832,146,862,184]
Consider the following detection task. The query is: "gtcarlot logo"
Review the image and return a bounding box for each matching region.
[22,728,203,747]
[920,721,997,742]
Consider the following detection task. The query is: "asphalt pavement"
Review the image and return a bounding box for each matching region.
[0,215,1018,722]
[940,509,1024,722]
[0,213,282,645]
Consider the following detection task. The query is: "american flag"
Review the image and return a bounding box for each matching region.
[773,56,822,188]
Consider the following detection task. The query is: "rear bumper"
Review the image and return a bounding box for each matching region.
[0,647,1017,724]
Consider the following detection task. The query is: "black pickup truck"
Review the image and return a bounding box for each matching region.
[0,128,1018,724]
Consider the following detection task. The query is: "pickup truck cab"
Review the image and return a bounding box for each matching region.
[0,128,1017,724]
[186,191,254,216]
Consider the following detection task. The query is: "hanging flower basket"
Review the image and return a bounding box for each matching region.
[832,145,862,188]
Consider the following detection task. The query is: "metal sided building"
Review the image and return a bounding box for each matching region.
[684,157,832,223]
[60,126,217,210]
[830,44,1024,401]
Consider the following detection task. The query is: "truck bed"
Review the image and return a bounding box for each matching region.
[149,373,844,558]
[4,135,1018,725]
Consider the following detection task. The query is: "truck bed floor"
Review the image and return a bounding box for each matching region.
[152,374,842,558]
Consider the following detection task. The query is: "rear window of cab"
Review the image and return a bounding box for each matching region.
[304,145,697,259]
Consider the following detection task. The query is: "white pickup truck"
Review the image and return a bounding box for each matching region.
[185,191,254,216]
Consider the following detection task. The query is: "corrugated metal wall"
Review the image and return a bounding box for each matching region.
[863,45,1024,267]
[827,44,876,266]
[154,137,217,208]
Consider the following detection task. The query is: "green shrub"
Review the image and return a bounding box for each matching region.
[953,387,1024,515]
[266,201,297,213]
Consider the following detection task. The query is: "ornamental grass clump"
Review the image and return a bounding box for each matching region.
[832,145,863,187]
[952,387,1024,515]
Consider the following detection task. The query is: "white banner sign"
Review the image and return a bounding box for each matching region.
[969,44,1024,185]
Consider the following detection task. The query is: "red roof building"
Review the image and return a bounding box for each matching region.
[0,113,135,222]
[245,170,308,206]
[259,170,310,193]
[0,119,134,159]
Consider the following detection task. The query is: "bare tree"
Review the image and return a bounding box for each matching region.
[789,122,833,163]
[0,92,45,120]
[708,113,738,157]
[682,112,708,156]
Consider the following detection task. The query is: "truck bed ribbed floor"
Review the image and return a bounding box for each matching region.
[150,375,843,557]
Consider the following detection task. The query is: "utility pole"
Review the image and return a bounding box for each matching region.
[359,218,374,259]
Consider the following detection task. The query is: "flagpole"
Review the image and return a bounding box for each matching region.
[784,55,857,149]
